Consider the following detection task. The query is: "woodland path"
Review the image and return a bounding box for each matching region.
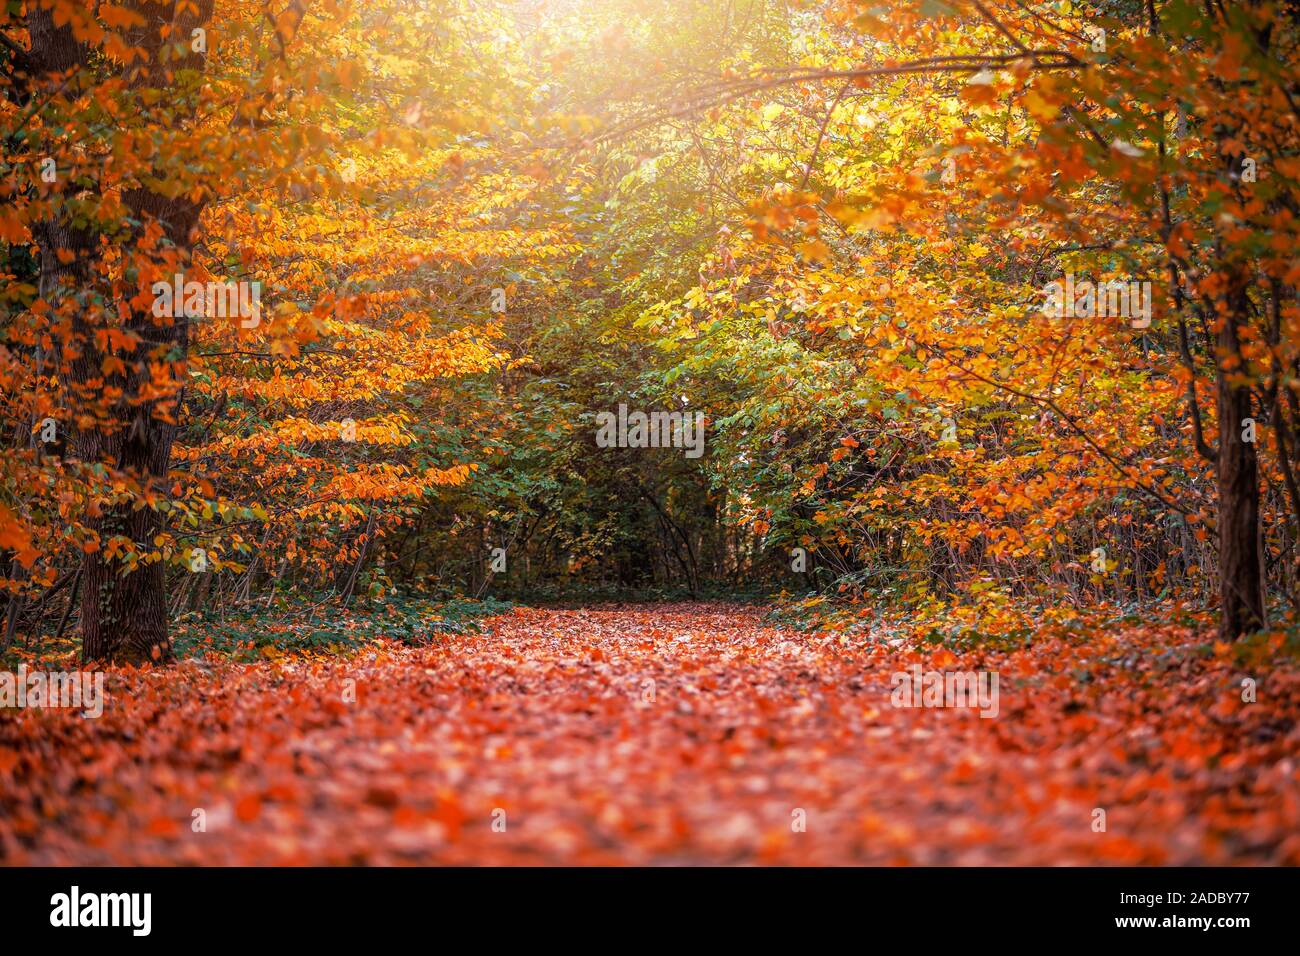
[2,603,1296,864]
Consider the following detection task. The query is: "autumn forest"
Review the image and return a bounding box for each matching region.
[1,0,1299,877]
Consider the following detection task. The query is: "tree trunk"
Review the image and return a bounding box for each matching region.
[25,1,214,664]
[1215,287,1266,639]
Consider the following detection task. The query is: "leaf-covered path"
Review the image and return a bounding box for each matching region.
[2,604,1297,865]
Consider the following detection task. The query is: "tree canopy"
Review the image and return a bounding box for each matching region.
[2,0,1299,658]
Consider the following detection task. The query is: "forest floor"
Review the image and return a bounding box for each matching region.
[2,602,1298,864]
